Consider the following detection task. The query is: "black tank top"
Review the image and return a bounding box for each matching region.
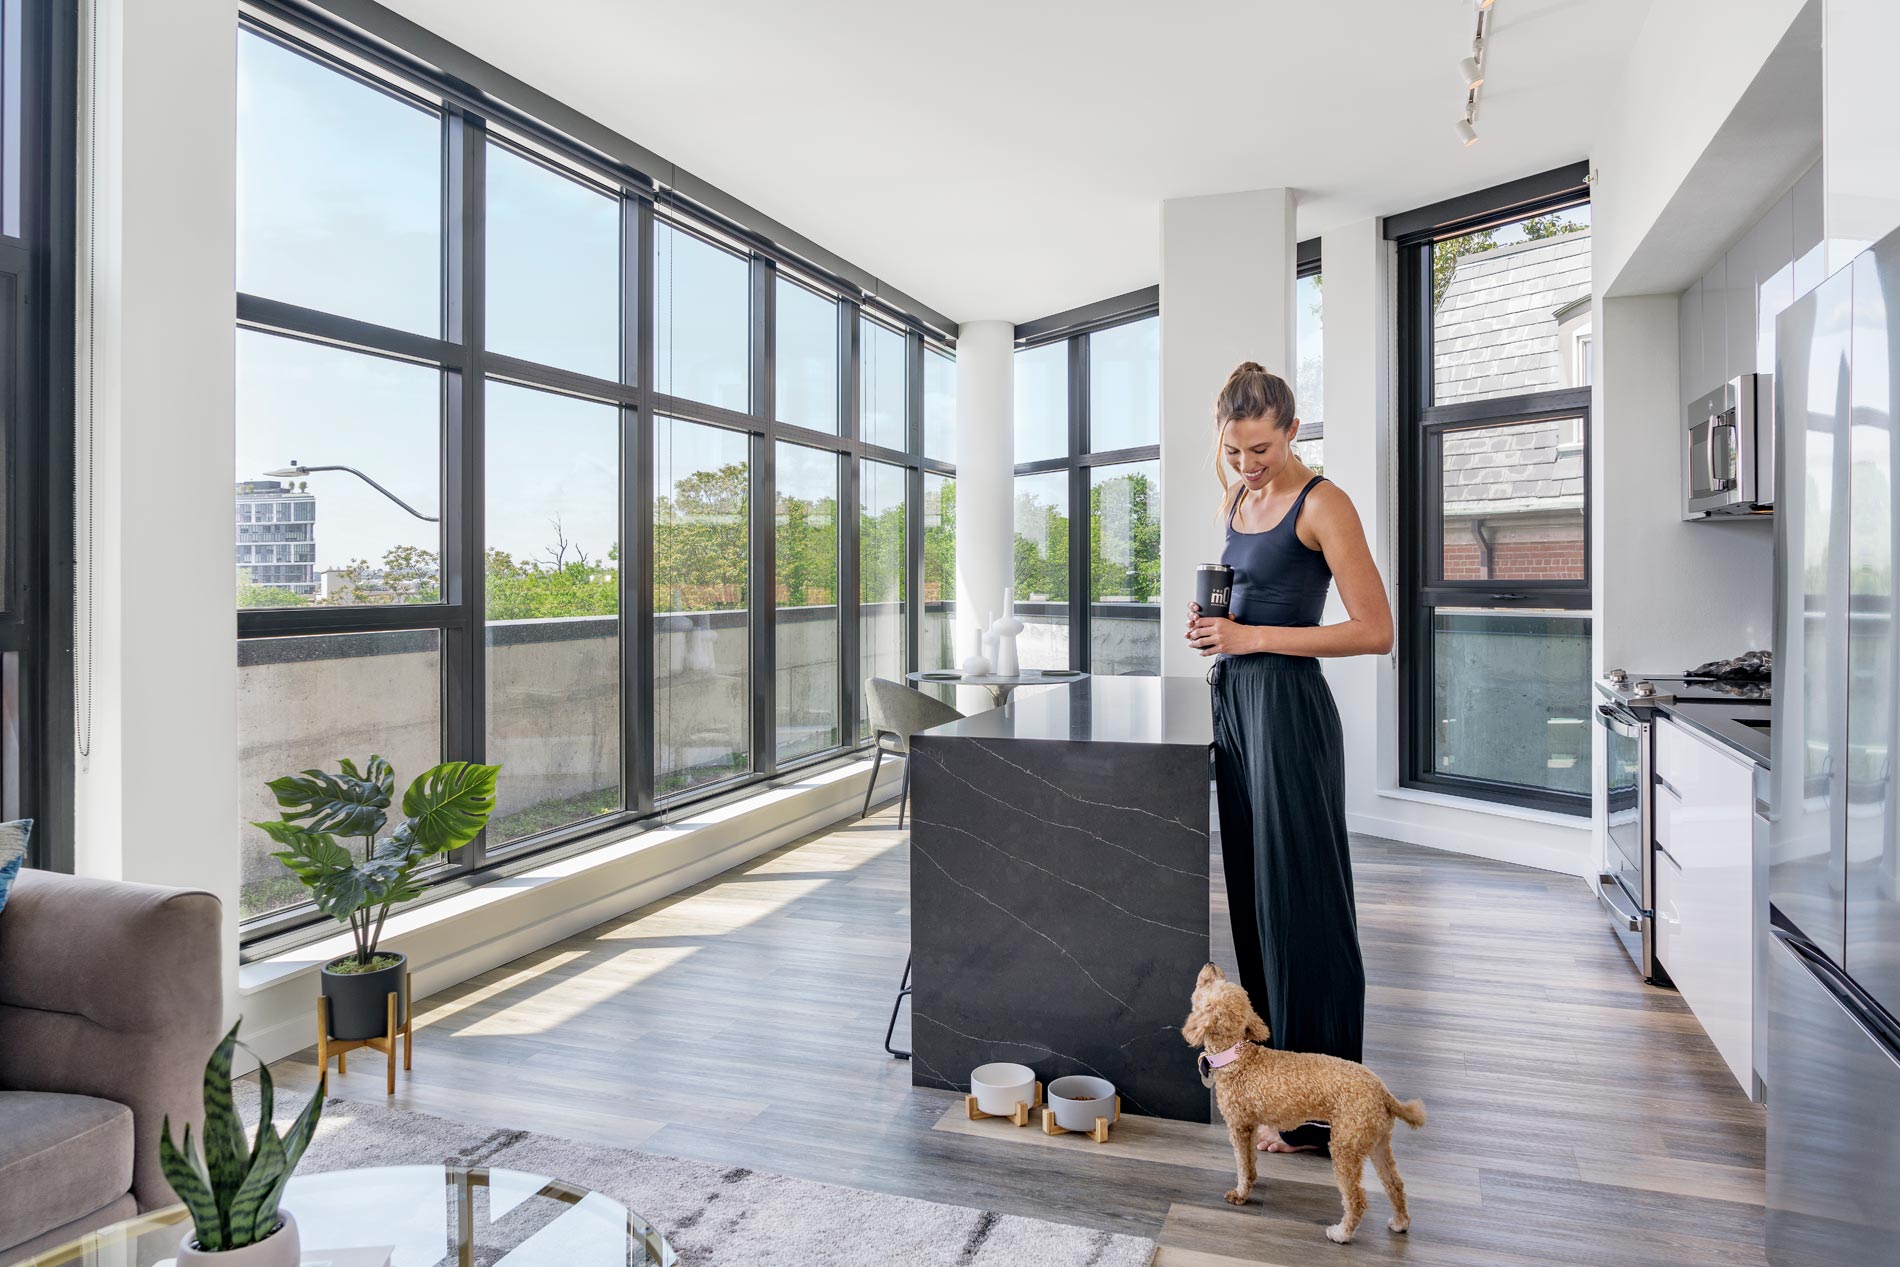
[1221,475,1333,628]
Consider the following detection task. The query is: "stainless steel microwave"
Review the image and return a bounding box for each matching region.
[1685,373,1773,517]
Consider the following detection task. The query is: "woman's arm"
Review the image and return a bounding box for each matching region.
[1187,483,1394,659]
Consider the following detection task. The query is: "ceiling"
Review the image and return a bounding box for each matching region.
[380,0,1651,324]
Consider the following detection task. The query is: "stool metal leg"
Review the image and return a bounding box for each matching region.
[897,757,912,829]
[884,955,912,1059]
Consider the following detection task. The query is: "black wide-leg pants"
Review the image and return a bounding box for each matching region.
[1211,652,1366,1149]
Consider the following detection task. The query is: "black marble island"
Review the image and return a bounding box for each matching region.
[907,676,1214,1122]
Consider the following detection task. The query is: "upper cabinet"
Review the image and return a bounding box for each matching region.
[1825,0,1900,272]
[1678,160,1820,406]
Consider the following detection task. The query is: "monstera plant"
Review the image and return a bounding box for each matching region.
[257,756,499,1041]
[160,1019,323,1263]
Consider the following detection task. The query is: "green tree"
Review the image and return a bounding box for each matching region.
[1088,472,1159,602]
[776,490,839,608]
[923,479,956,603]
[1013,489,1068,602]
[236,567,309,608]
[654,462,748,612]
[1433,228,1496,307]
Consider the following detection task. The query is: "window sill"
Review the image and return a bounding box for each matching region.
[1376,784,1589,830]
[237,753,889,997]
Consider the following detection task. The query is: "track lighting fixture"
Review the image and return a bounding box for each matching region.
[1459,55,1484,90]
[1456,1,1494,148]
[1455,116,1478,147]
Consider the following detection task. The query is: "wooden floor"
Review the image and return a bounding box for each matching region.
[264,802,1768,1266]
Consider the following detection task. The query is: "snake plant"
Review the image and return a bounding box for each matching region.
[159,1020,324,1251]
[257,757,500,968]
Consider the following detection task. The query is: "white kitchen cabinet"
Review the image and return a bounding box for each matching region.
[1679,276,1703,411]
[1825,0,1900,272]
[1654,715,1757,1098]
[1794,160,1828,299]
[1700,258,1727,399]
[1752,190,1795,378]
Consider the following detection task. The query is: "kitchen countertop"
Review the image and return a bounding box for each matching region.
[1654,698,1772,769]
[920,674,1213,747]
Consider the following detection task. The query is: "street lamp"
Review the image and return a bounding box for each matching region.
[265,461,439,523]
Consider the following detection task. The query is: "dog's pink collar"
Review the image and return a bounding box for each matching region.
[1204,1040,1248,1069]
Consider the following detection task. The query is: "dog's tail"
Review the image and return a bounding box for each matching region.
[1387,1093,1426,1130]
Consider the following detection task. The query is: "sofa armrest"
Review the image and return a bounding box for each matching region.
[0,869,223,1211]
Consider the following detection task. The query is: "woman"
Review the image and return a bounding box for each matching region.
[1186,362,1393,1154]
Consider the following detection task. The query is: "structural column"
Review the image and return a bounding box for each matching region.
[1158,189,1297,679]
[74,0,240,999]
[953,319,1014,702]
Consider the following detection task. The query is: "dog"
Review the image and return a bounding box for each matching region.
[1181,963,1425,1244]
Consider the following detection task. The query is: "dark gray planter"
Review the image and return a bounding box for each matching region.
[321,952,408,1041]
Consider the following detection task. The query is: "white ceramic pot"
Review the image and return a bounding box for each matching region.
[1047,1075,1118,1133]
[969,1062,1037,1116]
[177,1210,300,1267]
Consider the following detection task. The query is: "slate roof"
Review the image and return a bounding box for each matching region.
[1434,230,1590,515]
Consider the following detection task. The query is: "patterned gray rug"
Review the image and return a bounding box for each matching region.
[241,1090,1153,1267]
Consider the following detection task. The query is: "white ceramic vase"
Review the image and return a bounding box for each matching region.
[990,590,1024,678]
[960,625,992,676]
[177,1211,300,1267]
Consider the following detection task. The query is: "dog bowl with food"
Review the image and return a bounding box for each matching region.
[1046,1075,1119,1132]
[969,1063,1038,1117]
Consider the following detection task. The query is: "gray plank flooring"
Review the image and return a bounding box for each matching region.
[263,801,1767,1265]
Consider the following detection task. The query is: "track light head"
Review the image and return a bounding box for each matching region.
[1455,117,1478,147]
[1459,56,1485,89]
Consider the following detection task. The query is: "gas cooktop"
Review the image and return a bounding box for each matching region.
[1598,669,1773,705]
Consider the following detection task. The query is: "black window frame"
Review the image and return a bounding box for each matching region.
[2,0,76,869]
[1391,164,1593,816]
[1011,289,1162,672]
[235,5,954,953]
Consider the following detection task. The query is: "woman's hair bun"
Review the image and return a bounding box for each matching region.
[1231,361,1266,377]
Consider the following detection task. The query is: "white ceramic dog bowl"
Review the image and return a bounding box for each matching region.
[1046,1075,1118,1132]
[969,1062,1037,1116]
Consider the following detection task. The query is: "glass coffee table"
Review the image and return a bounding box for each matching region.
[21,1165,676,1266]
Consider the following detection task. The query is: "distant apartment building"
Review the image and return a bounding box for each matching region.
[235,480,317,594]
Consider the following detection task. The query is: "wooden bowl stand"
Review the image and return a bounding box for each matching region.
[1043,1095,1121,1144]
[316,971,413,1095]
[965,1081,1042,1127]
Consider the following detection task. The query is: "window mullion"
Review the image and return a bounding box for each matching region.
[629,197,657,816]
[751,256,776,777]
[839,302,862,739]
[1068,335,1089,671]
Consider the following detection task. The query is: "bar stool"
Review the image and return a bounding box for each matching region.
[863,678,962,1059]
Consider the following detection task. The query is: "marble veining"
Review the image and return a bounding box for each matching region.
[910,714,1213,1123]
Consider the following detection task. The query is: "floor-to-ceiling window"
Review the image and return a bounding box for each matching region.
[233,12,953,941]
[1392,168,1592,814]
[0,0,74,867]
[1292,245,1325,471]
[1010,300,1162,674]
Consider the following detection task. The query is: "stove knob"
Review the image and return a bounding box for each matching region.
[1605,669,1629,687]
[1632,680,1656,698]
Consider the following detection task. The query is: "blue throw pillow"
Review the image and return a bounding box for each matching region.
[0,818,30,914]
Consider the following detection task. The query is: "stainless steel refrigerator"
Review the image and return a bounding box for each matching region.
[1767,225,1900,1264]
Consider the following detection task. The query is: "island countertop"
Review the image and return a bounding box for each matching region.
[920,675,1213,747]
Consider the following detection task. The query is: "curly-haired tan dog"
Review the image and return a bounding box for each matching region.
[1182,963,1425,1244]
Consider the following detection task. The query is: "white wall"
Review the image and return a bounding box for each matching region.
[1157,189,1295,679]
[77,0,242,1011]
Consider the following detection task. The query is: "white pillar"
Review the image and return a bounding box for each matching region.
[1315,218,1395,811]
[1158,189,1297,679]
[953,320,1014,689]
[76,0,239,992]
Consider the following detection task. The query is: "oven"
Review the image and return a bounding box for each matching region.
[1596,696,1661,981]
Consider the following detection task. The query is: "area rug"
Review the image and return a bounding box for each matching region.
[240,1090,1154,1267]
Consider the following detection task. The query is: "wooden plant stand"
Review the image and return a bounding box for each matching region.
[965,1081,1042,1127]
[316,971,413,1095]
[1042,1095,1121,1144]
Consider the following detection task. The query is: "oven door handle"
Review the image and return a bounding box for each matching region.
[1596,703,1641,741]
[1596,873,1646,931]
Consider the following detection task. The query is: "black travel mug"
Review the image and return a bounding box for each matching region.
[1196,563,1233,619]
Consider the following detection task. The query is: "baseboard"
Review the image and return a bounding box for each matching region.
[1345,808,1593,880]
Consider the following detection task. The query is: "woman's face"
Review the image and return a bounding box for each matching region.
[1221,413,1300,492]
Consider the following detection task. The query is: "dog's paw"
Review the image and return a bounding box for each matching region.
[1325,1223,1353,1245]
[1388,1215,1410,1234]
[1223,1188,1250,1206]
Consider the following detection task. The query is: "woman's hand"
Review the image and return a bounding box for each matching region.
[1186,604,1255,657]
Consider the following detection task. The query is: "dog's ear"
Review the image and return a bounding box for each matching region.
[1181,1005,1205,1045]
[1244,1010,1271,1043]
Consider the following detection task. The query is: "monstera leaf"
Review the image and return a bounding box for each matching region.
[398,762,501,857]
[266,761,392,838]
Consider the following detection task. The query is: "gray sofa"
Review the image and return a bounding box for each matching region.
[0,871,223,1262]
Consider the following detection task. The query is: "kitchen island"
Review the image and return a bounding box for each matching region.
[906,675,1214,1122]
